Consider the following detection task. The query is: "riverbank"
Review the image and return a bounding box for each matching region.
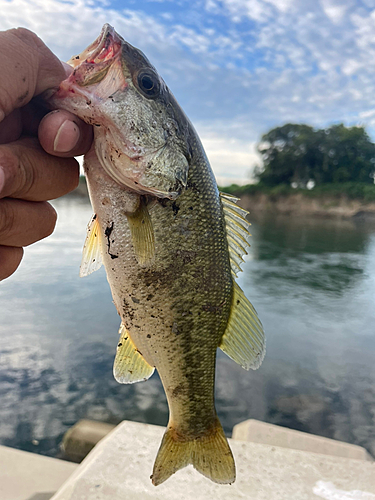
[236,191,375,220]
[70,178,375,219]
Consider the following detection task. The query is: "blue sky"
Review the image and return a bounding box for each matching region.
[2,0,375,184]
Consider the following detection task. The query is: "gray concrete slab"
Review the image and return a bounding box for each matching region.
[51,420,375,500]
[62,419,116,462]
[0,445,78,500]
[232,419,373,461]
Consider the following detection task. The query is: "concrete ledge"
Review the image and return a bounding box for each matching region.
[232,419,373,461]
[62,419,116,463]
[51,420,375,500]
[0,445,78,500]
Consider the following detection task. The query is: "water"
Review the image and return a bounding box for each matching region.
[1,197,375,459]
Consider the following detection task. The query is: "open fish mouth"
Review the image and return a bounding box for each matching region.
[64,24,123,90]
[68,24,122,70]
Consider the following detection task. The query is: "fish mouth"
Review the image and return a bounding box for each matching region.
[64,24,123,90]
[67,24,122,71]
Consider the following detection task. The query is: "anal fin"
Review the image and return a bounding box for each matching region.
[126,197,155,266]
[114,323,155,384]
[220,281,265,370]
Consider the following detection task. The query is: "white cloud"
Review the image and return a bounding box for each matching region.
[320,0,348,23]
[265,0,295,12]
[195,120,262,184]
[3,0,375,183]
[360,109,375,119]
[0,0,167,61]
[217,0,273,22]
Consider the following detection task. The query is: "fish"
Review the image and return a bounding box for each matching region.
[48,24,265,486]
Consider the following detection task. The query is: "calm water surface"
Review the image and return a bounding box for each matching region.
[1,197,375,458]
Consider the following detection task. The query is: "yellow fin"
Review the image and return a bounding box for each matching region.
[151,417,235,486]
[80,214,103,277]
[220,192,251,278]
[220,281,265,370]
[126,197,155,266]
[113,323,155,384]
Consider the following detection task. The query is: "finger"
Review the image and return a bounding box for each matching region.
[61,61,73,77]
[0,109,22,144]
[0,28,66,118]
[0,245,23,281]
[0,137,79,201]
[0,199,56,247]
[39,110,93,157]
[20,98,50,137]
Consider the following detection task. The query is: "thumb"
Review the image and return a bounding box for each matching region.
[38,109,93,157]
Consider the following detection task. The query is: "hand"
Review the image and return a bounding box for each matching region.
[0,28,93,281]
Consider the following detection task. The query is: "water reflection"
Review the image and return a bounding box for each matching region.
[0,198,374,459]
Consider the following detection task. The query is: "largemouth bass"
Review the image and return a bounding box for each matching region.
[49,24,265,486]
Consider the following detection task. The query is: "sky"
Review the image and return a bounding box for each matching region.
[1,0,375,185]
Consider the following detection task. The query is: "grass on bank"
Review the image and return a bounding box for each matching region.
[219,182,375,203]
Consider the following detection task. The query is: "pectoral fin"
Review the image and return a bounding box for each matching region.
[114,323,155,384]
[80,214,103,277]
[220,282,265,370]
[126,197,155,266]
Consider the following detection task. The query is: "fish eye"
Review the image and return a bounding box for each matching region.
[137,70,160,99]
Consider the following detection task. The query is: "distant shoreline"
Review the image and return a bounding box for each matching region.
[66,179,375,220]
[236,192,375,221]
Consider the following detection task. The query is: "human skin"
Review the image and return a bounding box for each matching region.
[0,28,93,281]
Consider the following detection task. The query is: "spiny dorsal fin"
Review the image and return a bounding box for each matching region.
[220,192,251,278]
[114,323,155,384]
[126,197,155,267]
[220,281,265,370]
[80,214,103,277]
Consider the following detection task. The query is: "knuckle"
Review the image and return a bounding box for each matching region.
[0,201,15,241]
[12,27,41,50]
[0,143,35,198]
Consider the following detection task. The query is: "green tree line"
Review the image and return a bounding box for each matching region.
[256,123,375,187]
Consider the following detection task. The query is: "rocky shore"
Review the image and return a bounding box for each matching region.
[68,179,375,221]
[237,192,375,220]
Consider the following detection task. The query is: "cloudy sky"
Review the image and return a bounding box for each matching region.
[1,0,375,184]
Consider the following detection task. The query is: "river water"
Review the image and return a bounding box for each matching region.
[0,196,375,459]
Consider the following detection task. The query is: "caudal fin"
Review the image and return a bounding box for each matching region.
[151,418,235,486]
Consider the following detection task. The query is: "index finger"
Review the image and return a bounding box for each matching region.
[0,28,66,120]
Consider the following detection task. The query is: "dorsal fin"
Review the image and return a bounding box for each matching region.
[219,282,265,370]
[80,214,103,277]
[220,192,251,278]
[114,323,155,384]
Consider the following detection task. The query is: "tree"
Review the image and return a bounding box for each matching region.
[257,123,375,186]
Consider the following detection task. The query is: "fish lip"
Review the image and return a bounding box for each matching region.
[50,24,124,103]
[67,24,121,69]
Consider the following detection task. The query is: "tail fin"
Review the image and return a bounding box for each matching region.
[151,418,235,486]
